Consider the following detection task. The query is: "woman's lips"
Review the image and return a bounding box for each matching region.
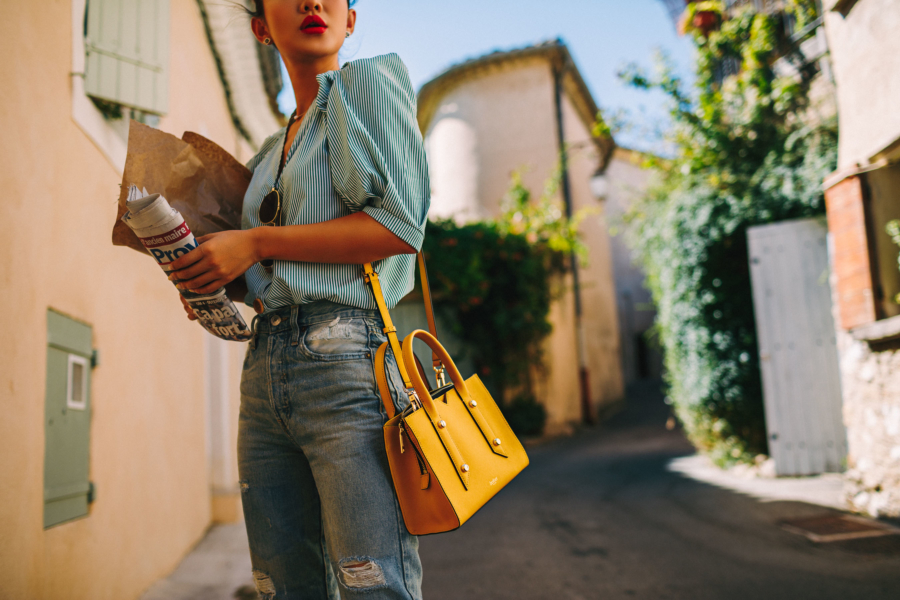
[300,15,327,34]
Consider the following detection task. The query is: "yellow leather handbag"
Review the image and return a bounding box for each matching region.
[363,255,529,535]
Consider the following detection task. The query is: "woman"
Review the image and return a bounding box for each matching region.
[168,1,429,598]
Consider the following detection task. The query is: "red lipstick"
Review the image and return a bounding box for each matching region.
[300,15,327,35]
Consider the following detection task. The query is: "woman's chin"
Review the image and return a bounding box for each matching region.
[282,40,344,64]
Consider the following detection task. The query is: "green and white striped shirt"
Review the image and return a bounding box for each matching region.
[241,53,430,312]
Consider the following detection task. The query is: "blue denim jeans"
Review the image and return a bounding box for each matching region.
[238,301,422,599]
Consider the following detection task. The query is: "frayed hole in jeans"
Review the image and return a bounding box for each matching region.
[252,569,276,599]
[338,557,386,589]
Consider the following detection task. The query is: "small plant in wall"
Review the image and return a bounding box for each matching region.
[888,220,900,304]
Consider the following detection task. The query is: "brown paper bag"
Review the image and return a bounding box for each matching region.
[113,120,253,299]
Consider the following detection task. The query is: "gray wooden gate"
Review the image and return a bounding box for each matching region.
[747,218,846,476]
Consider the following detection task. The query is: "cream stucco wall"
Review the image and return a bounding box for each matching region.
[604,150,661,384]
[0,2,254,598]
[824,0,900,167]
[426,61,561,222]
[423,57,624,430]
[558,90,624,415]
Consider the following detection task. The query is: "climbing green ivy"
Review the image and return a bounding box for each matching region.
[620,1,837,465]
[497,166,593,266]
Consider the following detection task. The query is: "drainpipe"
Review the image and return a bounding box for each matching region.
[552,49,594,425]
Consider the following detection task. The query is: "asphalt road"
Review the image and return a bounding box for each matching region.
[418,383,900,600]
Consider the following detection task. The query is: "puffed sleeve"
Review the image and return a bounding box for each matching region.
[315,53,430,250]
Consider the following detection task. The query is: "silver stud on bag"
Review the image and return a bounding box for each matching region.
[438,420,446,429]
[461,464,470,472]
[469,400,477,408]
[493,438,501,446]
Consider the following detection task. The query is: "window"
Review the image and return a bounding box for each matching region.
[863,163,900,320]
[45,310,96,528]
[71,0,169,172]
[825,161,900,335]
[84,0,170,115]
[67,355,89,411]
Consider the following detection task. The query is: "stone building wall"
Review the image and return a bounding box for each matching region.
[822,0,900,518]
[836,332,900,517]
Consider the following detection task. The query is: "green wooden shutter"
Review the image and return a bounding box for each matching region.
[84,0,170,115]
[44,310,95,528]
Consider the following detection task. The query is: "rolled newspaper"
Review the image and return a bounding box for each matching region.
[121,185,253,342]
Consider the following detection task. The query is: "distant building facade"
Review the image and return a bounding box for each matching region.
[602,148,664,385]
[821,0,900,518]
[416,40,656,431]
[0,1,282,597]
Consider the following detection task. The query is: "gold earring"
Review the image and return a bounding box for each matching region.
[264,37,272,45]
[345,32,351,38]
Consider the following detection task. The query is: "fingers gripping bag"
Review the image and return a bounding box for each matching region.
[121,185,253,342]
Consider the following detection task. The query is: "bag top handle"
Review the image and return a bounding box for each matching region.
[401,329,470,420]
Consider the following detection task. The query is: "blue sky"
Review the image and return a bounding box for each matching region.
[278,0,695,150]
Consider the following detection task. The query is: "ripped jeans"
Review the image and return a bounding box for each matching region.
[238,301,422,599]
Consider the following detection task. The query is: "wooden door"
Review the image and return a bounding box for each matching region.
[748,218,846,476]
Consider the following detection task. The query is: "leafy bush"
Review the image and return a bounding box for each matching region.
[503,394,548,437]
[620,2,837,465]
[421,169,586,434]
[422,219,555,396]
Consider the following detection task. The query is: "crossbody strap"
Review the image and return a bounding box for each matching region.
[363,251,444,399]
[416,252,442,370]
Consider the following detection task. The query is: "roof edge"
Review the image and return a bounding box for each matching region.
[417,39,615,170]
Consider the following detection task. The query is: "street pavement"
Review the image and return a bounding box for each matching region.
[418,382,900,600]
[141,381,900,600]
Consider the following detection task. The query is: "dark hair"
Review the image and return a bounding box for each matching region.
[247,0,356,18]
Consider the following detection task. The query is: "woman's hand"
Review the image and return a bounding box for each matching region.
[168,230,260,295]
[179,294,198,321]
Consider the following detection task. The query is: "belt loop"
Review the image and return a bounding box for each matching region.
[290,305,300,347]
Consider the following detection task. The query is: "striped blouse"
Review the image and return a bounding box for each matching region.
[241,53,430,312]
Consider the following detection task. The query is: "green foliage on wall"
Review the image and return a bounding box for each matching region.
[421,168,587,435]
[619,1,837,465]
[888,220,900,304]
[423,219,553,390]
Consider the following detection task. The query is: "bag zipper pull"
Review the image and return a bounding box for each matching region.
[399,422,406,454]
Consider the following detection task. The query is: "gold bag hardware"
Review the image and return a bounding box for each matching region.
[364,255,529,535]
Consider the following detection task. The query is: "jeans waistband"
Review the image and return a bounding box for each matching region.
[250,300,379,338]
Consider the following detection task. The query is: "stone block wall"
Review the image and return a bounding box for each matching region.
[836,331,900,518]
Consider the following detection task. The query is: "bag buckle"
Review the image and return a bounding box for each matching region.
[406,388,422,410]
[434,365,447,387]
